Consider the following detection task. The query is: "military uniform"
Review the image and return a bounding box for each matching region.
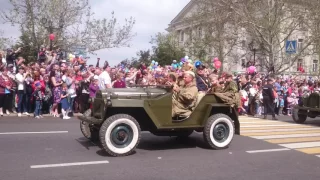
[210,84,223,93]
[215,79,240,107]
[172,82,198,117]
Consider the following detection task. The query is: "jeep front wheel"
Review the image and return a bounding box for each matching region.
[203,114,235,149]
[99,114,141,157]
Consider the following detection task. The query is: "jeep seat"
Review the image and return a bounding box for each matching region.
[195,92,206,107]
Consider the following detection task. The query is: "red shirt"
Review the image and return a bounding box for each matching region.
[113,80,126,88]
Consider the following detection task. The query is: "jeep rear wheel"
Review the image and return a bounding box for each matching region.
[80,121,99,142]
[99,114,141,157]
[292,108,307,124]
[203,114,235,149]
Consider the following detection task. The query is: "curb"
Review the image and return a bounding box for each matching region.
[0,113,83,117]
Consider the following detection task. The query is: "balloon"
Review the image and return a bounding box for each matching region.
[155,62,158,65]
[181,58,185,62]
[188,59,193,63]
[214,60,221,69]
[152,60,155,63]
[213,57,219,62]
[179,62,183,66]
[49,33,55,41]
[195,61,201,68]
[248,66,256,74]
[173,60,177,63]
[185,56,189,60]
[173,64,177,69]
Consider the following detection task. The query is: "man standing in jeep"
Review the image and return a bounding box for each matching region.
[172,71,198,118]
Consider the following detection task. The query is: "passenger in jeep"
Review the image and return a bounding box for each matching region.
[172,71,198,118]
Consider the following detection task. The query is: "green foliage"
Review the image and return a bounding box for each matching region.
[13,32,38,63]
[117,50,151,68]
[1,0,136,62]
[150,32,185,65]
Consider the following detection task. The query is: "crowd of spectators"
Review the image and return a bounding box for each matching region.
[0,47,317,119]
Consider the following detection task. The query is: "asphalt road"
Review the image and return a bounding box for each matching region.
[0,115,320,180]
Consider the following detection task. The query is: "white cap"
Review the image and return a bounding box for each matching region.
[184,71,195,77]
[93,75,99,80]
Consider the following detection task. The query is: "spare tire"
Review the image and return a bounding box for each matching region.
[292,107,307,124]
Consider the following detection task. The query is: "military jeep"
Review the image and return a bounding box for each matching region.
[78,85,240,157]
[293,92,320,123]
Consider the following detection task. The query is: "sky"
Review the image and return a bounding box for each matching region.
[0,0,190,66]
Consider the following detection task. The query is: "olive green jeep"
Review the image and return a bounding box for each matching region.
[78,85,240,157]
[293,92,320,123]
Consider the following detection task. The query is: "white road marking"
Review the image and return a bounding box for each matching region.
[242,127,320,133]
[251,133,320,140]
[30,160,109,169]
[279,142,320,149]
[246,148,291,153]
[241,124,300,128]
[0,131,68,135]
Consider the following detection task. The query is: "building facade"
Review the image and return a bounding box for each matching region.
[166,0,319,75]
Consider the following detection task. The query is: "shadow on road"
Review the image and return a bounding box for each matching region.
[137,134,210,151]
[75,137,101,150]
[95,135,211,157]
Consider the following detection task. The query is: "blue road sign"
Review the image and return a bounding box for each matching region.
[286,40,297,54]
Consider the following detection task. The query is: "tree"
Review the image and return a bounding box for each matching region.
[12,31,38,63]
[1,0,135,60]
[117,50,151,68]
[0,30,13,50]
[228,0,317,74]
[183,0,244,70]
[136,50,152,65]
[150,32,185,65]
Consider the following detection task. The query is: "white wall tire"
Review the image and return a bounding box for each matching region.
[99,114,141,157]
[203,114,235,149]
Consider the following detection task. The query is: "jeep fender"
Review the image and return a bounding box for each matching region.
[207,103,240,135]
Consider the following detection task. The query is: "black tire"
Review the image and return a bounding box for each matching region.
[292,108,307,124]
[80,121,99,142]
[99,114,141,157]
[203,114,235,150]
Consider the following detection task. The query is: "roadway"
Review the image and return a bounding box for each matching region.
[0,115,320,180]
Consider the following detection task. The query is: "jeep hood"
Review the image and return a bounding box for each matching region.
[96,88,168,99]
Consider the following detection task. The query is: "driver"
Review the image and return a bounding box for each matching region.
[172,71,198,118]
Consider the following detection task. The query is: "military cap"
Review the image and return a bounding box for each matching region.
[184,71,195,77]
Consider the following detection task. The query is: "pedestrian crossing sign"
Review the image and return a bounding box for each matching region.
[286,40,297,54]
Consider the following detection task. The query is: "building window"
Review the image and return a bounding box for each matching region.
[241,40,246,48]
[313,60,318,72]
[180,31,184,42]
[198,27,202,38]
[241,59,246,68]
[298,39,303,51]
[189,29,192,41]
[297,59,303,71]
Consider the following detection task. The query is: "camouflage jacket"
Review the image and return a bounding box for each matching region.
[222,80,238,94]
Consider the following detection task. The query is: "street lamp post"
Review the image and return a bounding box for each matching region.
[41,18,64,51]
[249,40,259,66]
